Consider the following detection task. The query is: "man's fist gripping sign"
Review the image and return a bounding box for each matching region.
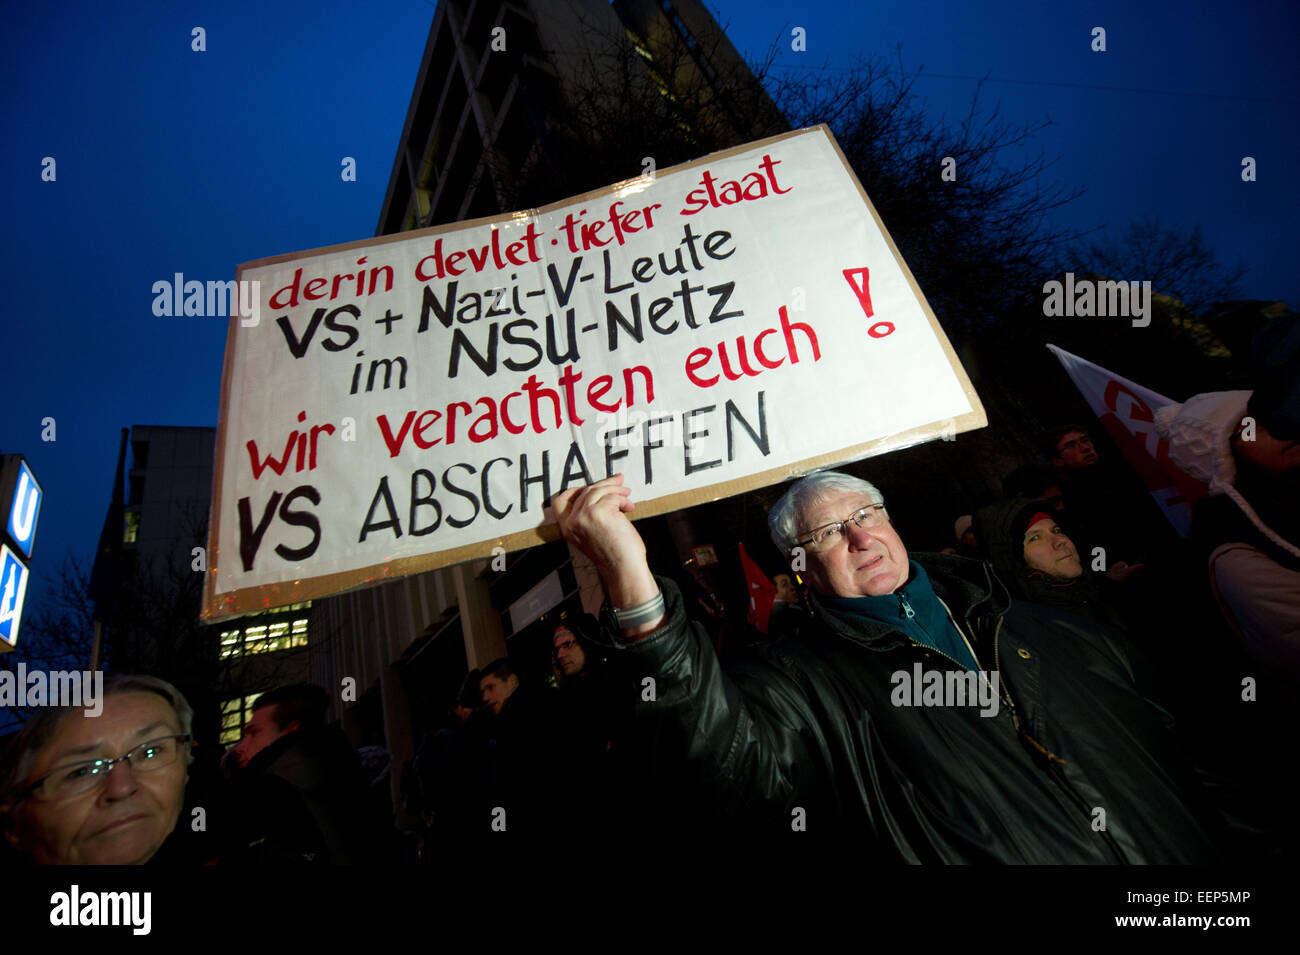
[549,474,666,639]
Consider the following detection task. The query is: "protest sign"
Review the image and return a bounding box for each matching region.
[202,125,984,620]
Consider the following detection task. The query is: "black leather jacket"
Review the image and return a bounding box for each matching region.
[597,552,1225,862]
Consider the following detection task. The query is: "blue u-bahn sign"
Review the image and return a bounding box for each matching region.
[0,544,29,649]
[1,456,42,650]
[5,458,42,560]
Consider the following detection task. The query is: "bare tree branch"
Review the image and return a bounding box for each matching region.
[755,48,1085,338]
[1068,216,1248,315]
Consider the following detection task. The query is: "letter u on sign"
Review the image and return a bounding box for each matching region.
[6,461,41,559]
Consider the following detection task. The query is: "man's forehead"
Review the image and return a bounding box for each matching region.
[1024,517,1057,536]
[800,490,874,525]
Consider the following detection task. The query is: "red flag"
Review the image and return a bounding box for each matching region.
[1048,344,1208,536]
[738,542,777,633]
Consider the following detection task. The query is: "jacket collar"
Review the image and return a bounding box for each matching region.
[821,561,947,638]
[808,552,1009,650]
[243,729,301,775]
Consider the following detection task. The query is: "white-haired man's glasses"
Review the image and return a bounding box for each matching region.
[794,504,887,552]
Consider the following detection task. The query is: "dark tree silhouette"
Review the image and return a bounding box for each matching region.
[505,22,1085,342]
[1069,216,1248,315]
[762,50,1084,339]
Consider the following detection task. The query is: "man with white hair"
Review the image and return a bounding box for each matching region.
[552,470,1229,862]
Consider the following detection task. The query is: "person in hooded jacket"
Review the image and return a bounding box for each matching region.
[972,499,1132,636]
[968,498,1210,778]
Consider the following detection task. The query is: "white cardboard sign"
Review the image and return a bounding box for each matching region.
[203,126,984,620]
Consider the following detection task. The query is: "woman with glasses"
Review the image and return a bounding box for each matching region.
[0,673,192,865]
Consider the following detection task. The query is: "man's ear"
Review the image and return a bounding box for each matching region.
[1051,455,1065,469]
[282,719,302,735]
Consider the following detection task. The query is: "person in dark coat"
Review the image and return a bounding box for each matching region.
[764,573,812,639]
[412,669,492,841]
[551,469,1236,862]
[1047,423,1164,584]
[550,621,644,835]
[476,658,564,836]
[972,498,1130,635]
[222,684,393,864]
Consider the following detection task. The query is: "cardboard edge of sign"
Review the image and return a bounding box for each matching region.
[201,124,987,623]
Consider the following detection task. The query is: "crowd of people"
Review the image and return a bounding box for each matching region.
[1,321,1294,863]
[545,435,1293,859]
[403,622,639,846]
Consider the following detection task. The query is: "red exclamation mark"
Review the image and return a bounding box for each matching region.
[843,267,894,338]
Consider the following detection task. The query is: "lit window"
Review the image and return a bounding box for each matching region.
[220,617,308,660]
[266,622,289,652]
[219,692,267,745]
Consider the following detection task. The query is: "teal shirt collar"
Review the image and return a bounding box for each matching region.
[822,561,979,670]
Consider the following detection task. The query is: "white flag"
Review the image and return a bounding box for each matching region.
[1048,344,1208,537]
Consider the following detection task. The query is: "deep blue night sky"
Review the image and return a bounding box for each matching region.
[2,0,1296,647]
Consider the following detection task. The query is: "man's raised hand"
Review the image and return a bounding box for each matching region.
[550,473,660,615]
